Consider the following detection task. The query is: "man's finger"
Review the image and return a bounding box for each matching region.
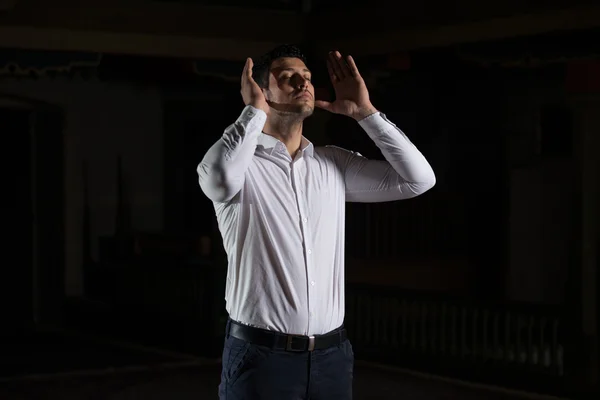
[329,52,345,80]
[326,59,337,83]
[334,51,352,78]
[242,58,248,84]
[247,58,254,78]
[346,55,360,77]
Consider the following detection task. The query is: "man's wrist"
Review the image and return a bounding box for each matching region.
[250,102,269,115]
[353,106,378,121]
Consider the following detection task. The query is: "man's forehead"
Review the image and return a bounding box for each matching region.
[270,57,310,72]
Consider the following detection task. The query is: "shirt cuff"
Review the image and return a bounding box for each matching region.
[358,111,396,134]
[239,105,267,130]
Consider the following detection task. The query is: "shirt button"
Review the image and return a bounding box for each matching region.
[302,217,308,223]
[310,281,315,286]
[307,249,312,255]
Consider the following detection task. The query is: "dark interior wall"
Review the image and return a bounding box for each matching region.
[0,98,65,332]
[0,78,164,296]
[1,106,33,333]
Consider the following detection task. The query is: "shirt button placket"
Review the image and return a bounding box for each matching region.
[297,161,314,331]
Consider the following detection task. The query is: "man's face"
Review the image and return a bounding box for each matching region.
[263,57,314,116]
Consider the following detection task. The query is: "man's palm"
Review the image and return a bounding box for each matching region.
[315,51,374,121]
[241,58,269,114]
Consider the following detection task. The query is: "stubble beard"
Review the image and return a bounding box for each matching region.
[271,103,314,123]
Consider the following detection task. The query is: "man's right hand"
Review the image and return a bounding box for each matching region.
[241,58,269,114]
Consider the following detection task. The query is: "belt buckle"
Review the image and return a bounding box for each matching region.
[286,335,315,352]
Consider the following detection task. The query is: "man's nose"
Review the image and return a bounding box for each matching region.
[294,76,309,89]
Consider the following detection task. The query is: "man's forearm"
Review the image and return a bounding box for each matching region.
[197,106,266,202]
[358,112,436,185]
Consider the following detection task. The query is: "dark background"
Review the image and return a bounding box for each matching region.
[0,0,598,398]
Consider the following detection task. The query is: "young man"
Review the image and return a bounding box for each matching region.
[197,45,435,399]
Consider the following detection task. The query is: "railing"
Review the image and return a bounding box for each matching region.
[345,284,565,393]
[346,192,466,260]
[81,262,228,356]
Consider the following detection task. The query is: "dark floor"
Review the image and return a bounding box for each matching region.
[0,361,544,400]
[0,331,177,378]
[0,330,565,400]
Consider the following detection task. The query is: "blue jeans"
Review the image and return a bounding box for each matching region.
[218,320,354,399]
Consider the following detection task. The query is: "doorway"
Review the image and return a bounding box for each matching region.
[0,95,65,335]
[1,106,34,333]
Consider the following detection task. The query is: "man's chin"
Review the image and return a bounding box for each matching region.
[292,101,314,115]
[299,104,314,116]
[271,103,314,117]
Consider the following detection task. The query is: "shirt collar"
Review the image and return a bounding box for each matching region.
[257,133,314,158]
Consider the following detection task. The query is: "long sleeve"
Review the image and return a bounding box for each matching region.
[197,105,267,203]
[331,112,436,202]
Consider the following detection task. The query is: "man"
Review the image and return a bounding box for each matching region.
[197,45,435,399]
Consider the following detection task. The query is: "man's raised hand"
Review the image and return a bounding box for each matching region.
[315,51,377,121]
[241,58,269,114]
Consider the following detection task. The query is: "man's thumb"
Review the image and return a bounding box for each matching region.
[315,100,333,112]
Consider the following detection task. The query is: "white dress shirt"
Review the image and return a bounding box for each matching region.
[197,105,435,335]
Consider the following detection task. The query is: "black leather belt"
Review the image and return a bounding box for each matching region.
[228,319,347,352]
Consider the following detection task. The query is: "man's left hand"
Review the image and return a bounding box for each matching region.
[315,51,378,121]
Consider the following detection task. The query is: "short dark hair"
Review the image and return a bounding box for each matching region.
[253,44,308,88]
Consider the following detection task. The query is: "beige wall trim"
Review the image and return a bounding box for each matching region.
[0,26,281,60]
[313,5,600,56]
[0,5,599,59]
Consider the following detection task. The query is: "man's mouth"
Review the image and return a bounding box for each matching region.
[295,92,312,99]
